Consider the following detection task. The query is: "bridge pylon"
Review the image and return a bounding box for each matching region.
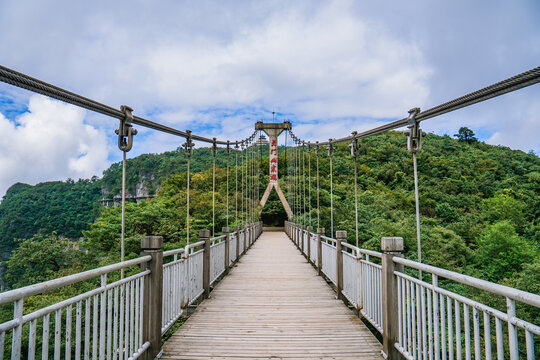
[255,121,293,219]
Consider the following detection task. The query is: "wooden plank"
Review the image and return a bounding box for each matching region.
[162,232,382,359]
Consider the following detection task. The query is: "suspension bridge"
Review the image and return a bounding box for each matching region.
[0,65,539,360]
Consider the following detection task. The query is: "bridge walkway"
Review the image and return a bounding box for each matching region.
[161,231,382,359]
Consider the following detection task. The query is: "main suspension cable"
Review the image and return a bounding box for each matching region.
[0,65,258,145]
[287,66,540,146]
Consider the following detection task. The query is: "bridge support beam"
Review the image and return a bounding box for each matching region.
[141,235,163,360]
[336,231,346,300]
[381,237,404,360]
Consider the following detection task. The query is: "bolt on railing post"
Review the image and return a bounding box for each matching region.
[200,229,211,298]
[317,228,324,276]
[307,226,313,263]
[234,226,240,260]
[223,227,230,273]
[141,235,163,360]
[381,237,404,360]
[336,230,346,300]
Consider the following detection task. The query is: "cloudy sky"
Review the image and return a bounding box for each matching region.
[0,0,539,197]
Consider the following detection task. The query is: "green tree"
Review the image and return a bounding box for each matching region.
[4,234,81,288]
[454,127,478,143]
[475,221,535,282]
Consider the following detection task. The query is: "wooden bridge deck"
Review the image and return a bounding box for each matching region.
[161,231,382,359]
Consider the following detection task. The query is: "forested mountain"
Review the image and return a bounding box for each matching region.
[0,179,102,257]
[1,129,538,303]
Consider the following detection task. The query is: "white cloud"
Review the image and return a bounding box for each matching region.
[143,1,431,120]
[485,98,540,153]
[0,95,109,197]
[0,0,539,174]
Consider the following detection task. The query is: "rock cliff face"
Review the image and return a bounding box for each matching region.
[100,176,159,208]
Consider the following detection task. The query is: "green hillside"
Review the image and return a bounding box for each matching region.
[0,129,538,300]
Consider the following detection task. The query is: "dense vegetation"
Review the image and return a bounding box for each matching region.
[0,178,102,257]
[1,129,538,290]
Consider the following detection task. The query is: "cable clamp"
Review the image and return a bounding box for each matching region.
[115,105,138,152]
[183,130,194,157]
[211,138,217,157]
[404,107,425,154]
[349,131,359,158]
[328,139,334,157]
[226,141,230,155]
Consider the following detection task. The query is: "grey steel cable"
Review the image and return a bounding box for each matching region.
[316,143,320,229]
[292,66,540,146]
[413,152,422,279]
[212,140,216,236]
[120,150,127,279]
[226,143,230,228]
[0,65,256,145]
[308,145,311,227]
[302,144,306,225]
[235,143,239,225]
[328,140,334,237]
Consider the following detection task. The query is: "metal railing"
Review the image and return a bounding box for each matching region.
[285,221,540,360]
[393,257,540,360]
[0,257,151,360]
[0,222,263,360]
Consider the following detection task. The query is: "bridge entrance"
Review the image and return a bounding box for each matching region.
[260,189,288,226]
[255,121,294,220]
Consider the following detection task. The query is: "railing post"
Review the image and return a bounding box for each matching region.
[307,226,313,263]
[336,230,346,300]
[234,226,240,260]
[243,225,248,255]
[141,235,163,360]
[300,225,305,254]
[296,225,300,249]
[381,237,404,360]
[201,229,211,298]
[317,228,324,276]
[223,227,230,273]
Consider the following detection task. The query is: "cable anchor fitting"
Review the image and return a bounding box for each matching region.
[116,105,138,152]
[328,139,334,158]
[404,107,425,154]
[183,130,194,158]
[211,138,217,157]
[349,131,359,158]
